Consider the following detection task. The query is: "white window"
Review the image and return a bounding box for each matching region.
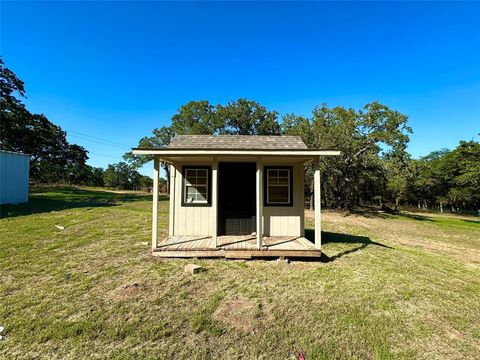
[266,168,291,205]
[183,168,209,205]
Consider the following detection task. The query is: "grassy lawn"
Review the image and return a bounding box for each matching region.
[1,187,480,359]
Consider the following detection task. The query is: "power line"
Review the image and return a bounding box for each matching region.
[27,96,136,150]
[28,96,118,126]
[68,134,129,150]
[26,96,141,163]
[88,151,121,160]
[66,129,131,147]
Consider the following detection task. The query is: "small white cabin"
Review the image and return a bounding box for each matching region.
[133,135,339,259]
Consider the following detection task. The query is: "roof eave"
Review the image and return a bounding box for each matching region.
[131,148,341,156]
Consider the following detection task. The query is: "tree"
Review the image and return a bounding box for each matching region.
[125,99,282,191]
[384,150,412,211]
[69,165,105,187]
[0,57,26,114]
[405,140,479,213]
[104,162,142,190]
[125,99,281,168]
[449,141,480,203]
[283,102,412,210]
[217,98,281,135]
[1,57,90,184]
[171,100,223,135]
[123,126,174,168]
[282,114,317,208]
[138,175,154,189]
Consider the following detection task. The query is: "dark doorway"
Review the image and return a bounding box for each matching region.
[218,162,256,235]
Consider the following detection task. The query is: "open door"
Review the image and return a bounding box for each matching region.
[218,162,256,235]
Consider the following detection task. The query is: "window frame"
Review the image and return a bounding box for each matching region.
[181,166,212,207]
[264,166,293,207]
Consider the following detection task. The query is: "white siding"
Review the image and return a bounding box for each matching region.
[0,151,30,205]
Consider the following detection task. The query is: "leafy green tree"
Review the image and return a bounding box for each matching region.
[68,165,104,187]
[123,126,174,168]
[125,99,281,192]
[217,98,281,135]
[449,141,480,203]
[384,150,412,211]
[171,100,223,135]
[123,101,220,186]
[125,99,281,167]
[104,162,142,190]
[0,57,26,114]
[1,57,89,183]
[407,141,479,213]
[138,175,154,189]
[283,102,411,210]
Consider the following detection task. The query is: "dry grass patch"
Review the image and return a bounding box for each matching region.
[108,282,147,302]
[212,295,257,334]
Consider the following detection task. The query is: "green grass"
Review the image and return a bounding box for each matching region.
[1,187,480,359]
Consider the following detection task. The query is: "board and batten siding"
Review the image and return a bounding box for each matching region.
[263,163,304,237]
[171,161,304,238]
[0,151,30,205]
[173,163,215,236]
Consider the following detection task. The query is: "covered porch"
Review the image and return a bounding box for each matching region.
[132,140,340,260]
[154,234,320,258]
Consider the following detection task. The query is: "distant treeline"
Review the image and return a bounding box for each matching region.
[1,58,478,212]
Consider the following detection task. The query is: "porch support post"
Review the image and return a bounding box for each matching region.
[314,156,321,250]
[256,158,263,249]
[211,158,218,247]
[168,164,175,237]
[152,155,160,251]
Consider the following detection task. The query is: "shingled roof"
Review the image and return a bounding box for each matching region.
[166,135,307,150]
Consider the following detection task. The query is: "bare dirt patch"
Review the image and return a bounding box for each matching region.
[108,282,145,301]
[212,296,257,334]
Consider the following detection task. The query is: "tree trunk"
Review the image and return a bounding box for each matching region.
[163,164,170,194]
[440,203,443,213]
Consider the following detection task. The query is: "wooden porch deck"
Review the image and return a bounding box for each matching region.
[153,235,321,259]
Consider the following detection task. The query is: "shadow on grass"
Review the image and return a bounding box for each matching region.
[351,206,479,224]
[0,187,168,218]
[304,229,393,263]
[349,206,432,221]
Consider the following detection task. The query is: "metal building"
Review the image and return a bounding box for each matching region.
[0,150,30,205]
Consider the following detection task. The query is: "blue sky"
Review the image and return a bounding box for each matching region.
[2,1,479,177]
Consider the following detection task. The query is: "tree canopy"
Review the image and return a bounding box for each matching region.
[124,99,281,168]
[283,102,412,209]
[0,57,97,184]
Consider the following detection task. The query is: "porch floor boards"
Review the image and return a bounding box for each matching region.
[153,235,321,258]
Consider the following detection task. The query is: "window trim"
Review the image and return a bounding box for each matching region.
[181,166,212,207]
[264,166,293,207]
